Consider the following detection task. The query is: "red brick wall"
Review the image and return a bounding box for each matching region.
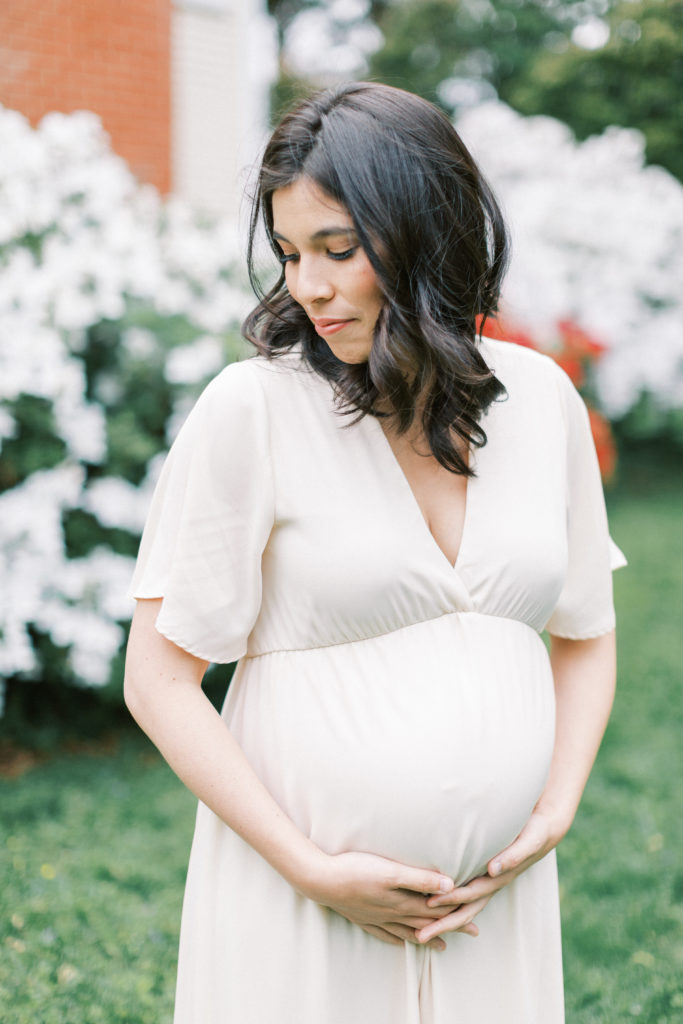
[0,0,171,191]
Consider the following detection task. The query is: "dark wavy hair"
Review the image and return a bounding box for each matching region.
[243,81,509,476]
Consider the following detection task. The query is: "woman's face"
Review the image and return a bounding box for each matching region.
[271,177,384,364]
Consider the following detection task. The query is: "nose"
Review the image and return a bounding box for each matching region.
[290,254,335,306]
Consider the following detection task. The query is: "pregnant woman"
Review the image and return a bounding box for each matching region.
[124,82,625,1023]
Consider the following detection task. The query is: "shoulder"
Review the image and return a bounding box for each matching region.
[479,335,563,383]
[193,344,328,430]
[177,357,273,443]
[213,344,318,394]
[480,335,578,405]
[478,335,591,446]
[199,345,305,401]
[193,356,265,416]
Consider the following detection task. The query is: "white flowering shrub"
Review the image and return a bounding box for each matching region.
[4,99,682,716]
[282,0,384,82]
[0,106,252,712]
[455,102,683,432]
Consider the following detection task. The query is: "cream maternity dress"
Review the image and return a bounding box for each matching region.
[129,336,625,1024]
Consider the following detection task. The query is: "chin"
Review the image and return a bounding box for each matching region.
[325,341,373,365]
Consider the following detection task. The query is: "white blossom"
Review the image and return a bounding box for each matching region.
[81,478,156,534]
[330,0,370,23]
[165,335,225,385]
[283,2,383,81]
[122,327,159,361]
[571,17,610,50]
[4,93,680,697]
[0,406,16,443]
[56,400,108,464]
[69,625,124,686]
[455,102,683,417]
[53,547,137,622]
[0,465,84,679]
[35,600,124,687]
[0,620,37,677]
[0,103,250,695]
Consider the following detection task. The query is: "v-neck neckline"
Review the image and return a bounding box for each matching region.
[366,413,474,574]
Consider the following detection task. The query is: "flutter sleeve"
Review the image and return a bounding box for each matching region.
[127,359,274,663]
[544,364,627,640]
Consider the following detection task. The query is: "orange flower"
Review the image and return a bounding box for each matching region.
[557,319,607,359]
[587,408,617,483]
[554,356,584,389]
[478,315,536,348]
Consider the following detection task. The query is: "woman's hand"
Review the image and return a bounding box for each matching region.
[415,630,618,944]
[415,806,565,943]
[305,850,478,951]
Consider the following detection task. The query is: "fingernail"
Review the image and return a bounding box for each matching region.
[439,877,454,893]
[490,860,502,877]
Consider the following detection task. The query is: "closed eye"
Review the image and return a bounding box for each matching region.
[328,247,358,261]
[277,246,359,266]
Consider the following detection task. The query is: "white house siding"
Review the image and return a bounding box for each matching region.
[171,0,276,222]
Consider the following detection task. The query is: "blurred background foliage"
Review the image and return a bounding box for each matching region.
[1,8,680,1020]
[0,108,249,736]
[1,0,682,739]
[269,0,683,182]
[506,0,683,180]
[266,0,683,448]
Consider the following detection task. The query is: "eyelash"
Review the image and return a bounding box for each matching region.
[278,247,358,266]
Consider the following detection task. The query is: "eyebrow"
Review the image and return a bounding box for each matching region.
[272,227,356,243]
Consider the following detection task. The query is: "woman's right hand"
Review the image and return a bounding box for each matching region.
[125,607,476,953]
[302,850,478,951]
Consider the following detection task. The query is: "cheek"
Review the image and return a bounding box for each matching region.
[283,265,300,302]
[355,265,384,316]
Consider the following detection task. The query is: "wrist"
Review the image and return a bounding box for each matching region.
[533,797,575,843]
[280,841,335,901]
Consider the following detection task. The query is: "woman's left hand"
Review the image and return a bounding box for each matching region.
[415,630,617,945]
[414,807,566,944]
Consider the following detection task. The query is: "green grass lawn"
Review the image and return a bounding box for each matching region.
[1,452,682,1023]
[1,735,196,1023]
[559,457,683,1024]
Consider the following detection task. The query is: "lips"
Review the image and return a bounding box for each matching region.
[311,317,355,337]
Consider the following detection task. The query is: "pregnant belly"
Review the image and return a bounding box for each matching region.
[229,614,556,886]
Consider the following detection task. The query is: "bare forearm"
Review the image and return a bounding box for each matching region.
[124,605,459,945]
[124,606,326,896]
[538,630,617,834]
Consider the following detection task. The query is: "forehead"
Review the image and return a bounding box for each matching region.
[271,178,353,239]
